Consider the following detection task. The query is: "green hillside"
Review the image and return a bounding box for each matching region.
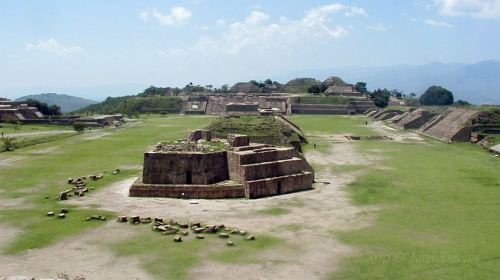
[16,93,97,112]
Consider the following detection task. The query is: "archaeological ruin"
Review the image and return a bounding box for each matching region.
[366,107,499,143]
[129,130,314,199]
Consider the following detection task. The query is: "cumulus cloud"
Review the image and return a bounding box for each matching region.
[139,11,149,22]
[345,7,368,17]
[435,0,500,18]
[424,19,455,27]
[366,23,387,32]
[25,38,83,56]
[151,6,192,26]
[157,3,368,57]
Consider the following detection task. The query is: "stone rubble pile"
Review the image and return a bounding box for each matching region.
[153,142,205,152]
[60,174,104,200]
[117,215,256,245]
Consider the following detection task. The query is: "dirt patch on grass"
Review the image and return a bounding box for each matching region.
[64,128,382,278]
[0,222,151,280]
[0,156,26,167]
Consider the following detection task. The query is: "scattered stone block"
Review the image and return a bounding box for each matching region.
[219,233,229,239]
[181,230,189,236]
[58,191,68,201]
[227,134,250,147]
[117,216,128,223]
[226,241,234,246]
[57,213,65,219]
[193,227,205,234]
[130,216,140,224]
[239,230,247,236]
[196,234,205,239]
[246,235,256,241]
[60,208,69,214]
[173,236,182,242]
[190,222,201,228]
[47,211,55,217]
[178,223,189,229]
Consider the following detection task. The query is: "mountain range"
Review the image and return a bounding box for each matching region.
[283,60,500,105]
[16,93,98,112]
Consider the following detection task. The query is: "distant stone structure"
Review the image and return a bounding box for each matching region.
[418,108,495,142]
[0,99,44,122]
[324,85,363,97]
[393,108,437,129]
[130,132,314,199]
[366,107,499,143]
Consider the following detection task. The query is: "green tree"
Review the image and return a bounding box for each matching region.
[369,89,391,108]
[72,123,87,132]
[419,86,454,106]
[25,99,62,116]
[354,82,367,94]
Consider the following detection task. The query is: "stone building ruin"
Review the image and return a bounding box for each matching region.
[130,131,314,199]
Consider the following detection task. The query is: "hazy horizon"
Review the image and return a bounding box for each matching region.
[2,0,500,101]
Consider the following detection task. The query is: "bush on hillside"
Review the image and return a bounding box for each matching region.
[419,86,454,106]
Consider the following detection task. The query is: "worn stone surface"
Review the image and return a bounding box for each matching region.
[227,134,250,147]
[142,151,229,185]
[131,132,314,199]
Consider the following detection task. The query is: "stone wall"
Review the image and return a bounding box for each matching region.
[244,172,314,199]
[291,104,355,115]
[142,151,229,185]
[130,178,244,199]
[418,108,495,142]
[394,108,436,129]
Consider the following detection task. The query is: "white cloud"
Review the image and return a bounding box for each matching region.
[161,4,362,56]
[151,6,192,26]
[366,23,388,32]
[424,19,455,27]
[139,11,149,22]
[435,0,500,18]
[345,7,368,17]
[25,38,84,56]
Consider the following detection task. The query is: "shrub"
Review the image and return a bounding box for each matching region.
[72,123,87,132]
[1,137,16,151]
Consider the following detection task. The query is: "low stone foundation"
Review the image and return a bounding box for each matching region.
[130,178,244,199]
[130,132,314,199]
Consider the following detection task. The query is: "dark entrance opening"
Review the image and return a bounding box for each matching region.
[186,171,192,184]
[277,181,282,194]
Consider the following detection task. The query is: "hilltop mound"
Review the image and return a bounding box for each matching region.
[16,93,97,112]
[322,76,349,87]
[284,78,320,93]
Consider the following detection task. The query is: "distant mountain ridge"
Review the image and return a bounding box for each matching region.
[16,93,97,112]
[283,60,500,105]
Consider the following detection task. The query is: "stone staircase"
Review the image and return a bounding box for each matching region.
[227,145,314,199]
[418,108,482,142]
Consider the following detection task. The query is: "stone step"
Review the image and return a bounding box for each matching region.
[237,148,294,165]
[244,171,314,199]
[238,157,304,181]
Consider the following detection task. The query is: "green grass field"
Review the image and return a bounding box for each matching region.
[332,141,500,279]
[0,115,214,253]
[1,114,499,279]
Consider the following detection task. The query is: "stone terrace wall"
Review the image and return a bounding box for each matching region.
[245,172,313,199]
[142,151,229,185]
[394,108,436,129]
[291,104,355,115]
[418,108,489,142]
[130,178,244,199]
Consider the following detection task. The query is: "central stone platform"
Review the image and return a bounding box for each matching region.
[129,131,314,199]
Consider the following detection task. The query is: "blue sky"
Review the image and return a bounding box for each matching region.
[1,0,500,100]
